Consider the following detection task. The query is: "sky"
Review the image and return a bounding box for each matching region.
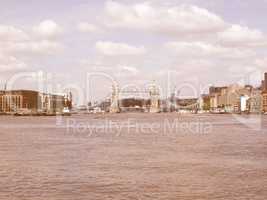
[0,0,267,104]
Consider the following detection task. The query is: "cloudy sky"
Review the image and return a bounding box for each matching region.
[1,0,267,103]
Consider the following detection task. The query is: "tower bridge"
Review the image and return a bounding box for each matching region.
[106,83,201,113]
[110,82,160,113]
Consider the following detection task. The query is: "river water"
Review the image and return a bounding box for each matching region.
[0,113,266,200]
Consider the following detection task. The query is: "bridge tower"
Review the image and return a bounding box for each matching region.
[149,81,160,113]
[110,83,120,113]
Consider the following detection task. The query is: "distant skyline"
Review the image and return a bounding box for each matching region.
[0,0,267,103]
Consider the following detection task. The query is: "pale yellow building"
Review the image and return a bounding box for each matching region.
[209,84,252,113]
[247,90,262,114]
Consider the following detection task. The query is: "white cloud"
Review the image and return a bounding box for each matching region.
[120,65,139,74]
[218,25,267,47]
[165,41,254,58]
[5,40,64,55]
[105,1,227,36]
[0,22,64,74]
[0,25,29,41]
[95,41,146,56]
[255,58,267,70]
[78,22,102,33]
[0,22,64,56]
[33,20,62,38]
[0,53,28,72]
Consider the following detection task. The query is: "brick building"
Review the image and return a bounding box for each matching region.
[0,90,71,114]
[0,90,39,113]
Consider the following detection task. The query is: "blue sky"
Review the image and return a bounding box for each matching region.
[0,0,267,103]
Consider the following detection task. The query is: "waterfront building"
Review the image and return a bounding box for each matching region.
[0,90,71,114]
[237,86,252,112]
[0,90,39,113]
[247,90,262,114]
[261,72,267,113]
[209,86,227,111]
[218,84,241,112]
[209,85,252,113]
[39,93,66,114]
[240,95,250,112]
[262,91,267,113]
[264,73,267,90]
[210,94,219,111]
[209,86,227,94]
[199,94,210,111]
